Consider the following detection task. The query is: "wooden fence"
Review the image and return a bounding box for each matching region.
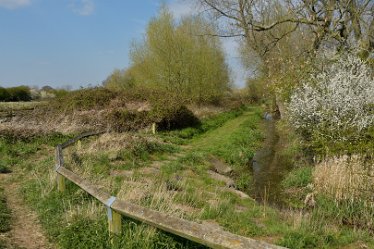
[54,132,286,249]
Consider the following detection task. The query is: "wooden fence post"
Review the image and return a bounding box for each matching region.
[152,123,157,134]
[106,197,121,246]
[57,173,65,192]
[109,211,122,246]
[77,139,82,151]
[55,145,65,192]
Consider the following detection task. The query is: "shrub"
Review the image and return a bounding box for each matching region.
[126,7,230,104]
[0,188,11,233]
[0,87,10,101]
[287,54,374,146]
[282,166,313,189]
[313,155,374,203]
[51,87,117,111]
[107,109,150,132]
[246,78,268,103]
[0,86,32,102]
[155,105,201,131]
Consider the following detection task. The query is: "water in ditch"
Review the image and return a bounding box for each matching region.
[250,116,293,206]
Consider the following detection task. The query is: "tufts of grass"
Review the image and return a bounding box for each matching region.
[0,240,6,249]
[311,195,374,235]
[166,106,247,140]
[58,217,109,249]
[5,103,374,249]
[280,166,313,208]
[0,163,11,174]
[0,188,11,233]
[22,173,206,249]
[282,166,313,189]
[235,173,252,192]
[4,134,205,248]
[114,139,180,170]
[49,87,117,112]
[278,208,374,249]
[0,101,42,111]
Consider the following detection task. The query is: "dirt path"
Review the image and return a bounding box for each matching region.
[0,174,54,249]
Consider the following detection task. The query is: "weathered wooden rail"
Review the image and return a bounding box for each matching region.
[54,132,286,249]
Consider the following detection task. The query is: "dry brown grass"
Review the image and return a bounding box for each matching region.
[116,179,191,219]
[0,109,109,135]
[64,200,105,223]
[0,101,43,111]
[85,133,133,153]
[313,155,374,203]
[187,104,226,119]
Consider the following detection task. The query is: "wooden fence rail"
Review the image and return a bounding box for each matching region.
[54,132,286,249]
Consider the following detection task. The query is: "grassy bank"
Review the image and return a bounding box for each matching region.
[0,187,11,249]
[0,101,43,111]
[0,106,265,248]
[1,105,373,248]
[0,133,206,249]
[277,120,374,249]
[280,164,374,249]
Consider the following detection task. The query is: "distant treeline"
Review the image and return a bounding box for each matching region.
[0,86,32,102]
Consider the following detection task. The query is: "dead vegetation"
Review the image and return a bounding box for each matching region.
[313,155,374,204]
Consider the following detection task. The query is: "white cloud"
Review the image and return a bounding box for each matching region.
[0,0,31,9]
[168,0,195,19]
[69,0,95,16]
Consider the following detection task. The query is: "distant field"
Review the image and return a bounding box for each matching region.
[0,101,44,111]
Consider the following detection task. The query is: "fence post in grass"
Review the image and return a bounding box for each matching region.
[56,173,65,192]
[55,145,65,192]
[77,139,82,151]
[152,123,157,134]
[106,196,121,246]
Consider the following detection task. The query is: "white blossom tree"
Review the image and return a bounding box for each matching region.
[287,54,374,141]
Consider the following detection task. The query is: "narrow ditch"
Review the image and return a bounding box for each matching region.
[250,117,293,206]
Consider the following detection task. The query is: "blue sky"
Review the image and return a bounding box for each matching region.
[0,0,246,89]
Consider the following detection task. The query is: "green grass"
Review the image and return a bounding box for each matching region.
[0,187,11,249]
[190,109,262,165]
[0,187,11,233]
[0,133,206,248]
[22,177,206,249]
[282,166,313,189]
[160,106,247,144]
[0,101,43,111]
[158,106,374,248]
[2,104,374,249]
[0,163,11,174]
[159,106,262,193]
[279,165,374,249]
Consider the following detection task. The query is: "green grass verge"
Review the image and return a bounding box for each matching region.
[160,106,248,144]
[1,105,374,249]
[282,166,313,189]
[280,166,374,249]
[0,101,43,111]
[0,187,11,248]
[0,187,11,233]
[0,134,206,248]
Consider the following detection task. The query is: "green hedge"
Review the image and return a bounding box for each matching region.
[0,86,32,102]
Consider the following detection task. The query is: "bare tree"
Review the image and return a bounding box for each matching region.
[198,0,374,55]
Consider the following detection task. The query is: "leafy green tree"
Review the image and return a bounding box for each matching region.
[0,86,31,102]
[107,6,230,104]
[102,69,136,91]
[0,87,11,101]
[7,86,32,101]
